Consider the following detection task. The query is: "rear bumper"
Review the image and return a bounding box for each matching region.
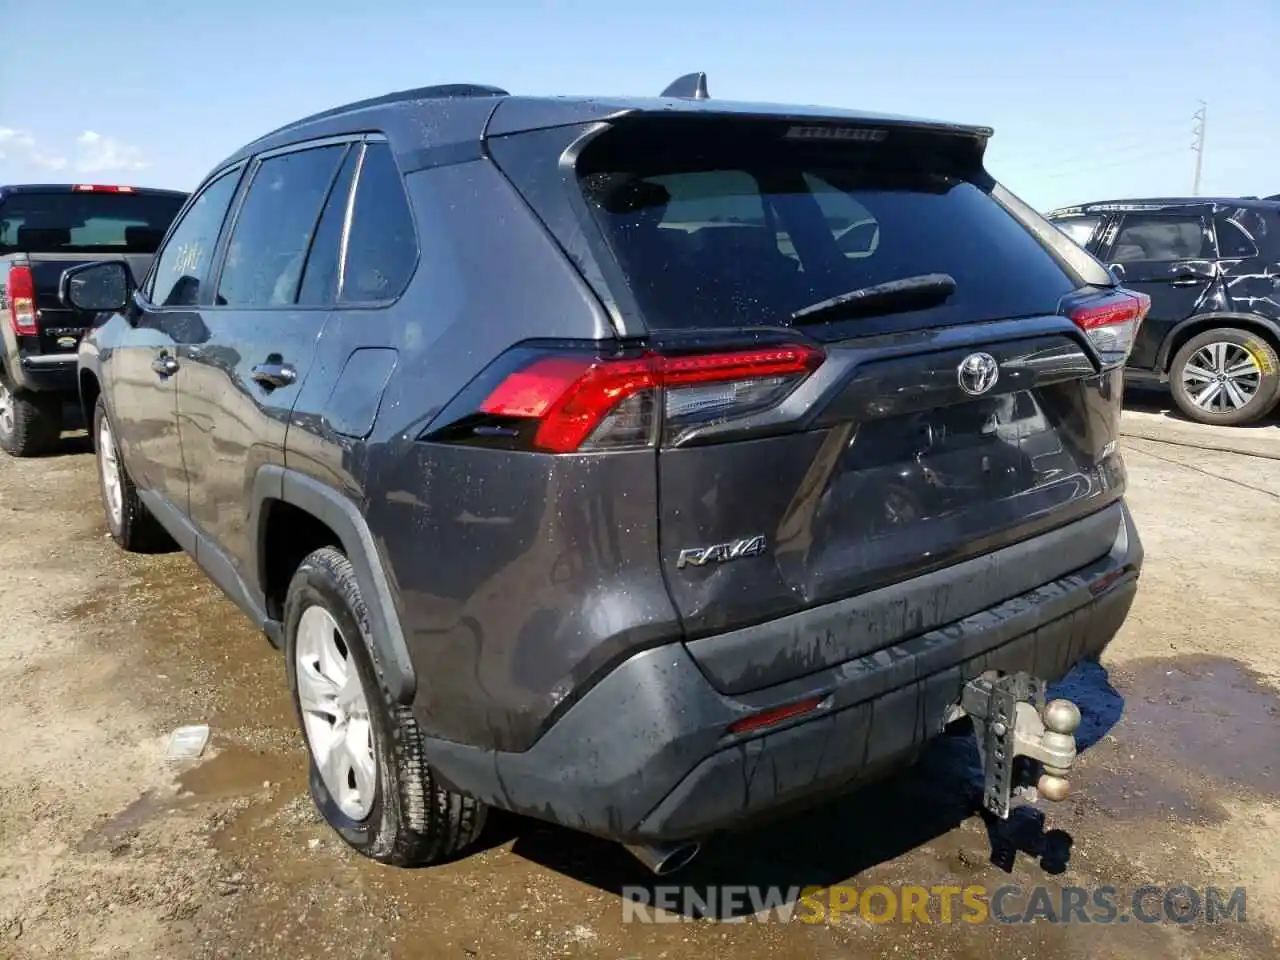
[3,352,78,393]
[421,501,1143,843]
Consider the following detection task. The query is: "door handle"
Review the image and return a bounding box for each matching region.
[1171,275,1206,287]
[151,355,179,377]
[251,361,297,388]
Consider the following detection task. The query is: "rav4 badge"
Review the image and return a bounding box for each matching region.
[677,535,769,569]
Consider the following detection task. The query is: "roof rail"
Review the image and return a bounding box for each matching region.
[247,83,510,147]
[661,72,710,100]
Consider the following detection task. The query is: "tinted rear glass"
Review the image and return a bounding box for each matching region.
[0,191,185,254]
[576,120,1076,333]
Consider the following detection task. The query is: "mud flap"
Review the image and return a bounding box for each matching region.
[959,671,1082,819]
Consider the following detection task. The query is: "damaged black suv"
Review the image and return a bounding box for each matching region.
[67,74,1144,874]
[1048,196,1280,426]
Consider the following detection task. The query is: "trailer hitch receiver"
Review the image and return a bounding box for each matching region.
[958,671,1083,819]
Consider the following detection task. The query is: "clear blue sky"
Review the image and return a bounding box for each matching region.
[1,0,1275,211]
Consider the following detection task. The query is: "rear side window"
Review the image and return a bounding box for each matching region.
[1110,214,1213,262]
[216,143,349,307]
[339,142,417,304]
[1215,215,1259,259]
[1053,216,1102,249]
[575,120,1077,333]
[0,190,185,254]
[147,170,241,308]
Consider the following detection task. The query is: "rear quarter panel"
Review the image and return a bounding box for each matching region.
[286,156,674,751]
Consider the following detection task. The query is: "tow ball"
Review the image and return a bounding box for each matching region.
[955,671,1083,819]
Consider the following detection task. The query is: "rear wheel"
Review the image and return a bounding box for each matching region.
[284,546,487,866]
[0,379,62,457]
[93,397,173,552]
[1168,328,1280,426]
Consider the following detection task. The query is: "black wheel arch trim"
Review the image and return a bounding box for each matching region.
[77,352,105,426]
[1158,312,1280,371]
[252,464,416,705]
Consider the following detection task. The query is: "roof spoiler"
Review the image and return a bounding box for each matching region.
[661,72,710,100]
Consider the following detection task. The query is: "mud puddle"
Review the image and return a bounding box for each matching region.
[64,553,298,746]
[76,745,293,856]
[1066,654,1279,828]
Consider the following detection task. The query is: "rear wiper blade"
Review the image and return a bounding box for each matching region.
[791,273,956,325]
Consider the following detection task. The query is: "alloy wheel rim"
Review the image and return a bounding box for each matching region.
[0,381,13,436]
[98,416,124,527]
[295,605,377,821]
[1181,342,1261,413]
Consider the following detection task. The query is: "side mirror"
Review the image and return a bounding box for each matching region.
[1107,263,1126,282]
[59,260,133,313]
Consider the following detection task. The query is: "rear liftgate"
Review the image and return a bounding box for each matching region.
[952,671,1083,818]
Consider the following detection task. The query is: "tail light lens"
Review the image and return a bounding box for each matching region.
[6,265,37,336]
[448,343,824,453]
[1067,289,1150,368]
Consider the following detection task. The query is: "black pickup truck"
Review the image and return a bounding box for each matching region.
[0,183,186,456]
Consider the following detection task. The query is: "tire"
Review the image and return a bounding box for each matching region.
[1168,328,1280,426]
[284,546,487,866]
[0,378,62,457]
[93,396,174,552]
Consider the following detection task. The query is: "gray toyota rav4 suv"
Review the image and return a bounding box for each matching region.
[67,74,1145,874]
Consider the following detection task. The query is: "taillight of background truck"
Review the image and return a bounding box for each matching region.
[6,265,37,335]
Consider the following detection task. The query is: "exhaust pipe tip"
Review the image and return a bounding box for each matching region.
[624,841,701,876]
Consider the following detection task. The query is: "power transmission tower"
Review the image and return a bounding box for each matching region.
[1191,101,1207,195]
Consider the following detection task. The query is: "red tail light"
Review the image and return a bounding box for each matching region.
[73,184,135,193]
[6,265,37,336]
[477,343,825,452]
[1067,289,1150,367]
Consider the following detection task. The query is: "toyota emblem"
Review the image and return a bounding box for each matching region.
[957,352,999,396]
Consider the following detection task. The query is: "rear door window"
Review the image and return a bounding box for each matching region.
[576,121,1077,334]
[216,144,350,307]
[147,170,242,308]
[0,191,185,254]
[1109,214,1214,262]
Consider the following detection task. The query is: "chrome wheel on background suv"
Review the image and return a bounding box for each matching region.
[1180,342,1261,413]
[1169,328,1280,427]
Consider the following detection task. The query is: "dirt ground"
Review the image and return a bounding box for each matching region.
[0,394,1277,960]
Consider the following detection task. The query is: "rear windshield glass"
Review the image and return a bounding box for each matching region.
[0,191,186,254]
[576,121,1077,333]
